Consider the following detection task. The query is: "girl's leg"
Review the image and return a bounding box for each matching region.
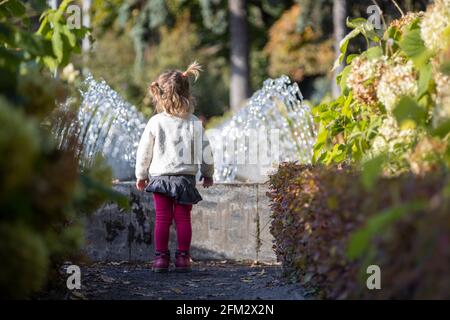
[173,202,193,252]
[153,193,174,253]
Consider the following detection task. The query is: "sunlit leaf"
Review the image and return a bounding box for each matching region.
[393,96,427,126]
[399,29,433,68]
[416,63,433,99]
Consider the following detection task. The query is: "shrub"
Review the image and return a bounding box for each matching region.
[268,163,449,299]
[0,0,127,298]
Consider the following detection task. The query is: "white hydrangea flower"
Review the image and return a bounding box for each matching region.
[376,58,418,113]
[420,0,450,52]
[432,69,450,126]
[61,63,80,83]
[371,116,415,156]
[347,56,386,106]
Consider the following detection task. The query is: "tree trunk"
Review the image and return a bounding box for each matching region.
[229,0,250,111]
[332,0,347,98]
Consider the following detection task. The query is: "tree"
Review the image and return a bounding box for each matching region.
[229,0,251,111]
[332,0,347,98]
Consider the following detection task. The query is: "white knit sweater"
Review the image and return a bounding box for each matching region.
[135,112,214,180]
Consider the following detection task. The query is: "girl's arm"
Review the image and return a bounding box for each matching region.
[135,120,155,185]
[200,128,214,187]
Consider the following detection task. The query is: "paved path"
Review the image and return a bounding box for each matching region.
[45,260,305,300]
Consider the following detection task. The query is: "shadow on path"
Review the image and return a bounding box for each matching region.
[47,260,305,300]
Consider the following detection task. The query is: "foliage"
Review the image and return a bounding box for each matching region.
[36,0,90,71]
[313,1,450,176]
[264,4,335,81]
[0,0,126,298]
[269,2,450,300]
[268,163,449,299]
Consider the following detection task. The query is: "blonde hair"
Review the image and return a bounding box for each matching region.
[149,61,202,117]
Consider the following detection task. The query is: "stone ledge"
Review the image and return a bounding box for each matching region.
[84,182,276,262]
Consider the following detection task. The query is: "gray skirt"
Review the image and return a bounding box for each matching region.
[145,175,203,205]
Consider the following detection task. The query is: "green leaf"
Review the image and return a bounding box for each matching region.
[315,127,328,146]
[14,32,52,57]
[342,92,353,118]
[361,154,385,191]
[399,29,433,68]
[0,22,15,45]
[53,0,74,23]
[339,65,352,93]
[42,56,58,71]
[346,54,359,64]
[416,63,433,99]
[441,61,450,76]
[1,0,26,17]
[431,120,450,138]
[363,46,383,60]
[51,26,64,63]
[61,25,76,48]
[347,201,426,260]
[333,28,361,71]
[346,17,368,29]
[393,96,427,126]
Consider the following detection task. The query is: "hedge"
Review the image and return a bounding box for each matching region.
[268,163,449,299]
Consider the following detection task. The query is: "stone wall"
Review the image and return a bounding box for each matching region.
[84,182,276,262]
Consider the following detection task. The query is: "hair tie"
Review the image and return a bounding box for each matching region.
[181,72,188,77]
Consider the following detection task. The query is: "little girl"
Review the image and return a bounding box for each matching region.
[135,62,214,273]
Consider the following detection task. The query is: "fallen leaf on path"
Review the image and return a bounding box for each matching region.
[171,288,183,294]
[70,291,87,300]
[100,275,115,283]
[186,282,199,288]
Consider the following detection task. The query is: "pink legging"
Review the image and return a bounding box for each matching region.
[153,193,192,253]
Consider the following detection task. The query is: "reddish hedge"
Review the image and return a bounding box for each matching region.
[268,163,449,299]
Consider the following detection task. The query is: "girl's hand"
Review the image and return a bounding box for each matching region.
[201,176,213,188]
[136,179,148,191]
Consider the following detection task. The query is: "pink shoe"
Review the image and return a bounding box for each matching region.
[175,251,192,272]
[152,251,170,273]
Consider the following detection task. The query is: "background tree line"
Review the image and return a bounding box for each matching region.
[84,0,430,123]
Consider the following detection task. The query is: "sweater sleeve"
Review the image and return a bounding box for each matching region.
[200,127,215,179]
[135,119,155,180]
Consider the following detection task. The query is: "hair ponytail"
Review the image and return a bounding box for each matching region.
[150,62,202,117]
[182,61,202,81]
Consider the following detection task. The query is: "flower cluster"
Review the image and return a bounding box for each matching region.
[371,116,415,156]
[390,12,424,33]
[420,0,450,52]
[408,136,448,175]
[432,51,450,126]
[376,58,418,113]
[347,56,385,106]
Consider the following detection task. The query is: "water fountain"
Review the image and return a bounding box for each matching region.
[63,74,316,182]
[211,75,317,182]
[59,74,147,180]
